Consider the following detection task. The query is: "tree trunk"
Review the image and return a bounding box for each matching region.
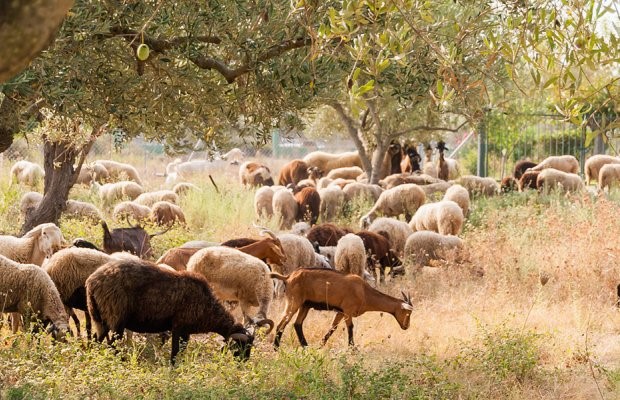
[20,139,78,234]
[329,102,373,173]
[0,95,18,153]
[369,142,386,184]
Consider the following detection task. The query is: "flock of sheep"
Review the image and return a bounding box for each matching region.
[1,143,617,365]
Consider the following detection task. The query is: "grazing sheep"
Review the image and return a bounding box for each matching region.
[94,160,142,185]
[513,160,538,179]
[306,223,351,247]
[598,163,620,192]
[442,184,470,217]
[187,246,275,328]
[404,231,465,270]
[172,182,200,197]
[295,166,322,188]
[342,182,383,203]
[585,155,620,185]
[303,151,362,174]
[19,191,43,218]
[355,230,402,282]
[272,189,298,230]
[518,170,541,191]
[335,233,366,278]
[65,200,103,222]
[326,166,364,180]
[239,161,274,187]
[76,165,96,186]
[420,181,453,197]
[500,176,518,193]
[180,240,220,249]
[134,190,179,207]
[43,247,114,337]
[272,269,413,348]
[291,221,311,236]
[409,200,464,236]
[222,148,245,164]
[277,159,311,186]
[527,155,579,174]
[293,186,321,225]
[254,186,276,219]
[360,184,426,227]
[0,223,65,266]
[367,217,413,258]
[10,160,45,187]
[536,168,584,194]
[97,181,144,205]
[457,175,500,197]
[380,173,439,189]
[112,201,151,223]
[0,254,68,339]
[149,201,186,226]
[86,259,254,364]
[317,177,333,189]
[318,185,345,222]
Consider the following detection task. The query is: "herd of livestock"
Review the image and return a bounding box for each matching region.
[1,140,619,364]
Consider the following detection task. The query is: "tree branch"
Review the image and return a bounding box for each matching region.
[108,26,222,52]
[328,101,372,173]
[391,120,469,137]
[190,37,312,83]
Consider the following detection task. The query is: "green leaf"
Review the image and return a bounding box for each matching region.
[585,130,599,147]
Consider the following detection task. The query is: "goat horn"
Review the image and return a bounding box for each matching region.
[255,318,274,334]
[149,224,173,238]
[229,333,251,342]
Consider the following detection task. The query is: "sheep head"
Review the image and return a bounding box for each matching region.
[25,223,66,258]
[225,326,255,361]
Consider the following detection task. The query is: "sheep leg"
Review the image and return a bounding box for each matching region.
[170,331,190,365]
[274,303,300,349]
[321,313,344,346]
[68,308,81,337]
[10,312,21,333]
[85,313,92,340]
[293,305,311,347]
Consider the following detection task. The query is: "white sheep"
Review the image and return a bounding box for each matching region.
[172,182,200,196]
[334,233,366,278]
[275,233,331,295]
[65,200,103,222]
[94,160,142,185]
[150,201,186,226]
[319,185,345,222]
[97,181,144,205]
[326,166,364,180]
[19,191,43,218]
[536,168,584,194]
[254,186,275,219]
[456,175,499,197]
[528,155,579,174]
[0,223,66,266]
[584,155,620,185]
[112,201,152,223]
[290,222,311,236]
[222,148,244,163]
[272,189,298,230]
[360,184,426,227]
[186,246,274,327]
[0,254,69,337]
[342,182,383,203]
[303,151,362,174]
[409,200,464,236]
[367,217,413,258]
[420,181,453,198]
[134,190,179,207]
[404,231,465,270]
[598,163,620,192]
[317,177,333,189]
[11,160,45,187]
[442,184,470,217]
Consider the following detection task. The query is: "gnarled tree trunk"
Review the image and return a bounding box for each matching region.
[0,95,18,153]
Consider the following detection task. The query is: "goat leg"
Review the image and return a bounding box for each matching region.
[293,305,311,347]
[321,313,344,346]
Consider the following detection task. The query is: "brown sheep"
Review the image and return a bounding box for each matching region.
[513,160,538,179]
[355,230,402,283]
[278,159,311,186]
[293,186,321,225]
[239,161,274,187]
[149,201,186,226]
[518,170,541,191]
[306,223,352,247]
[500,176,518,193]
[86,259,254,364]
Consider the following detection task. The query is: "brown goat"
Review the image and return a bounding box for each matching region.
[293,186,321,225]
[355,230,402,283]
[101,221,169,259]
[86,259,254,364]
[513,160,538,179]
[518,170,541,191]
[306,223,351,247]
[399,144,421,174]
[271,268,413,348]
[278,159,310,186]
[437,141,449,181]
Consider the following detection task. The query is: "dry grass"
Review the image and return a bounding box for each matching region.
[2,150,620,398]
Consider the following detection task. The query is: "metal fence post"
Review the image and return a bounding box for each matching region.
[580,125,587,175]
[477,117,487,177]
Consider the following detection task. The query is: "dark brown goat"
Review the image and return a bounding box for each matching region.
[278,159,310,186]
[86,259,254,364]
[293,186,321,225]
[306,223,351,247]
[272,268,413,348]
[355,230,402,282]
[101,221,169,259]
[400,144,421,173]
[437,141,449,181]
[514,160,538,179]
[518,170,541,191]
